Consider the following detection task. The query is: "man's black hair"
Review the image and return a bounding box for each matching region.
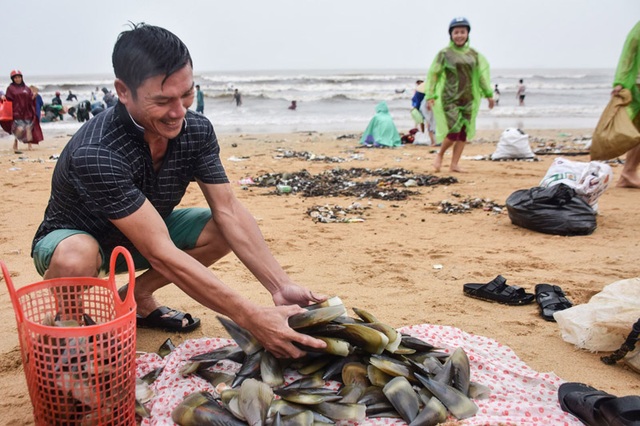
[112,22,192,97]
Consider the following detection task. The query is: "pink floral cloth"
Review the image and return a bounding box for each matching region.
[136,324,581,426]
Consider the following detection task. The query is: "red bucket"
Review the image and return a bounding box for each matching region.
[2,246,137,425]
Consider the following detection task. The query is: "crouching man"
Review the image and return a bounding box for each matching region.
[31,23,326,358]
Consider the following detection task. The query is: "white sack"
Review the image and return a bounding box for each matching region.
[554,277,640,352]
[491,128,535,160]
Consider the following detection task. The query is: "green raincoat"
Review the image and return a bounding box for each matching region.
[426,39,493,143]
[613,21,640,123]
[360,101,401,147]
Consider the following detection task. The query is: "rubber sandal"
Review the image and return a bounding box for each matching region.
[136,306,201,332]
[558,382,616,426]
[462,275,534,306]
[599,395,640,426]
[535,283,573,322]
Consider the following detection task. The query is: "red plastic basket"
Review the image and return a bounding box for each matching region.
[2,246,137,426]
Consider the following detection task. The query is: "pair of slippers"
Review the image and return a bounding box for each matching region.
[136,306,201,332]
[463,275,573,320]
[559,382,640,425]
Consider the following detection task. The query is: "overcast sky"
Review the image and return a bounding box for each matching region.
[3,0,639,78]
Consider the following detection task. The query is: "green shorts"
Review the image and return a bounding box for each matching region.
[33,207,212,276]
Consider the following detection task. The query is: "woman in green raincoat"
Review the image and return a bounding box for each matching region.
[612,20,640,188]
[426,17,494,172]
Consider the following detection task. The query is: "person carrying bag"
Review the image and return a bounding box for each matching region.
[591,88,640,161]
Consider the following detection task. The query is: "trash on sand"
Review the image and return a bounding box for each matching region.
[336,134,358,139]
[252,167,458,201]
[238,177,255,185]
[436,196,505,214]
[307,203,369,223]
[274,148,348,163]
[433,264,443,270]
[276,184,292,194]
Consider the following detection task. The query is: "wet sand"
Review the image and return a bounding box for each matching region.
[0,128,637,424]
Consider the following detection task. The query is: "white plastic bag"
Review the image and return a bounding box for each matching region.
[491,128,534,160]
[412,131,431,145]
[539,157,613,212]
[554,277,640,352]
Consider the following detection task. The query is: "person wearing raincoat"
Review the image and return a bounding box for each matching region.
[426,17,494,172]
[2,70,43,152]
[612,21,640,188]
[360,101,401,147]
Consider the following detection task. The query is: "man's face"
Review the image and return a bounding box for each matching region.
[451,27,469,47]
[118,65,195,141]
[12,75,23,85]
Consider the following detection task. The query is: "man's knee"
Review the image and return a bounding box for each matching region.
[47,235,102,277]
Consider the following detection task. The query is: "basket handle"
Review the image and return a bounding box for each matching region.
[1,260,24,324]
[108,246,136,310]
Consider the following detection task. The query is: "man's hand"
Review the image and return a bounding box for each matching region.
[242,304,327,358]
[487,98,495,110]
[272,282,327,307]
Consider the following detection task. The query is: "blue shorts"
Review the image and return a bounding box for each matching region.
[33,207,212,276]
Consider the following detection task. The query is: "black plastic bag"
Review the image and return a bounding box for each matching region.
[506,184,597,236]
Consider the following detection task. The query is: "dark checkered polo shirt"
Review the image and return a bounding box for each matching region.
[32,102,229,256]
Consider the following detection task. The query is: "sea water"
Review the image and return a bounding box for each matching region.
[9,68,615,137]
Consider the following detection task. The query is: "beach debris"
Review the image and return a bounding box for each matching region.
[228,155,250,162]
[252,167,457,200]
[273,148,348,163]
[170,298,486,425]
[435,195,504,214]
[532,137,592,156]
[276,184,292,194]
[462,154,539,162]
[306,203,369,223]
[336,134,358,140]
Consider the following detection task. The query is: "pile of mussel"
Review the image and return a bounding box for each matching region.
[167,297,489,426]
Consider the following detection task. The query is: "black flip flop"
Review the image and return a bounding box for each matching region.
[559,382,615,426]
[462,275,534,306]
[535,284,573,322]
[137,306,201,332]
[559,382,640,426]
[599,395,640,425]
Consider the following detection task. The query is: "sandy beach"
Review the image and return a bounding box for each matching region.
[0,128,638,425]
